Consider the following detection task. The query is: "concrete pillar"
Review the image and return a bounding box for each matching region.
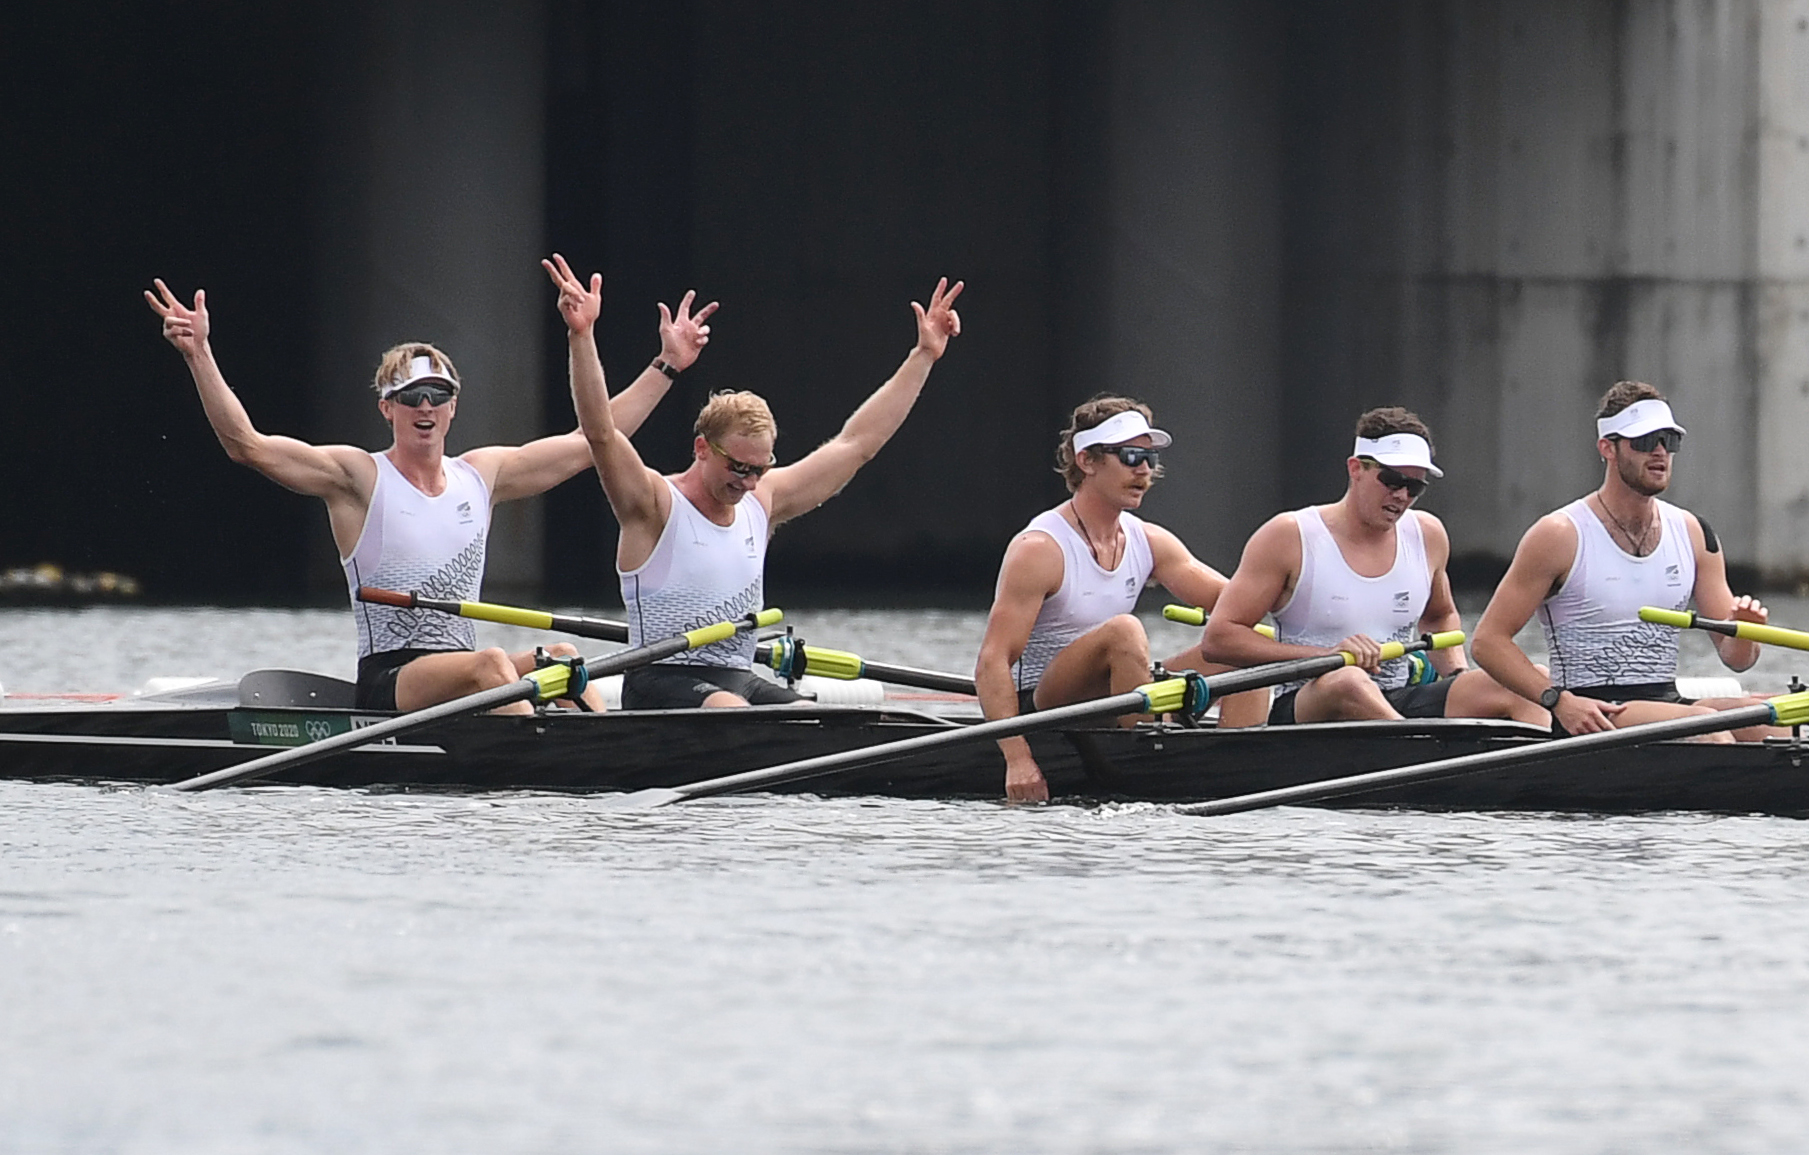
[1755,0,1809,583]
[312,0,548,599]
[1099,2,1285,566]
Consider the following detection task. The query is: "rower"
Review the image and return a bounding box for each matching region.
[973,396,1260,803]
[548,254,963,709]
[145,267,714,714]
[1201,407,1545,727]
[1471,382,1779,742]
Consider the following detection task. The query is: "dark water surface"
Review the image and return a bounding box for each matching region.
[5,605,1809,1152]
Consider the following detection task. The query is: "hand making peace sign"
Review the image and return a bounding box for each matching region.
[911,277,964,361]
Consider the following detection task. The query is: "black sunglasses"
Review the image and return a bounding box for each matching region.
[709,440,774,479]
[386,384,456,408]
[1092,445,1162,469]
[1365,461,1429,499]
[1613,429,1683,454]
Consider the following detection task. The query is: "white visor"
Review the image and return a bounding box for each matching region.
[1073,409,1172,453]
[1354,432,1442,479]
[381,354,459,399]
[1597,398,1685,440]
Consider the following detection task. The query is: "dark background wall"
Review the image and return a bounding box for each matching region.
[6,1,1797,605]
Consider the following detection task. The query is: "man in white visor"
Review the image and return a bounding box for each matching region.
[146,266,716,714]
[975,395,1262,802]
[1199,406,1545,726]
[1473,381,1780,740]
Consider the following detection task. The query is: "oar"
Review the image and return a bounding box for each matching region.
[1640,606,1809,652]
[358,586,628,642]
[1180,688,1809,817]
[359,586,976,694]
[166,608,783,793]
[606,630,1466,809]
[1162,605,1276,638]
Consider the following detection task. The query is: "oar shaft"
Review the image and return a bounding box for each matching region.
[357,587,629,643]
[1639,606,1809,654]
[169,611,779,793]
[638,633,1463,806]
[828,655,975,695]
[659,686,1156,802]
[1182,702,1780,816]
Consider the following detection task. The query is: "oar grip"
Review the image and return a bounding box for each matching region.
[1770,690,1809,727]
[461,600,555,630]
[1639,606,1695,629]
[1137,677,1192,715]
[800,646,865,681]
[753,608,784,628]
[357,586,414,608]
[1424,630,1466,651]
[1160,604,1275,638]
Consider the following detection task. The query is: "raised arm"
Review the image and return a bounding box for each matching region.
[973,531,1064,802]
[541,255,669,539]
[473,267,717,504]
[145,280,369,503]
[1145,523,1228,611]
[760,277,963,525]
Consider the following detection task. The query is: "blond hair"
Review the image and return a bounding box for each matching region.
[1054,395,1158,492]
[372,342,460,395]
[695,390,778,443]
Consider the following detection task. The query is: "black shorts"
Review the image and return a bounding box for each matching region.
[621,664,807,710]
[1268,677,1454,725]
[355,647,461,712]
[1551,682,1693,737]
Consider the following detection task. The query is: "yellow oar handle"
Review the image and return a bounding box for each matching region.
[460,599,555,630]
[1161,605,1275,638]
[1137,677,1192,716]
[524,662,578,701]
[1771,690,1809,727]
[795,646,866,681]
[686,608,783,649]
[1347,630,1465,666]
[1640,606,1809,654]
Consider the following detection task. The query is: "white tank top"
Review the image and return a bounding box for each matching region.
[621,478,768,667]
[1272,506,1432,692]
[1012,507,1154,690]
[1538,497,1695,688]
[342,453,491,659]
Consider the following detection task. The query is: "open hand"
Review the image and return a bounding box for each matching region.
[542,253,602,335]
[911,277,964,361]
[657,290,719,372]
[1731,594,1769,625]
[144,279,209,358]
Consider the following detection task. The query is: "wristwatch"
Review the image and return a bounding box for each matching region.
[1538,685,1563,710]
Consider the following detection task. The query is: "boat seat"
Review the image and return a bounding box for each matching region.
[237,669,358,709]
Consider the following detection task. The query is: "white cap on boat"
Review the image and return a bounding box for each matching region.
[1353,432,1442,478]
[380,354,459,399]
[1596,398,1685,440]
[1073,409,1172,452]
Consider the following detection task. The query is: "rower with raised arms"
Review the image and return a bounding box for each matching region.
[1472,381,1780,742]
[546,254,963,709]
[145,269,715,714]
[974,396,1261,803]
[1200,407,1545,727]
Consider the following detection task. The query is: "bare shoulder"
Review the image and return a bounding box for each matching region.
[1000,528,1065,594]
[323,444,378,495]
[1411,508,1449,544]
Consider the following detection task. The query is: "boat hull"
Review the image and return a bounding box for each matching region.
[4,697,1809,815]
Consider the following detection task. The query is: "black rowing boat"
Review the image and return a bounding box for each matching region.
[4,669,1809,815]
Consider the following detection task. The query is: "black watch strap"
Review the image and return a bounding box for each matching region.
[1538,685,1563,710]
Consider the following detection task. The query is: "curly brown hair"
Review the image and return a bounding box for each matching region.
[1055,394,1161,492]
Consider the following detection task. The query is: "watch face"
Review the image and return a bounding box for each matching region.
[1539,687,1562,709]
